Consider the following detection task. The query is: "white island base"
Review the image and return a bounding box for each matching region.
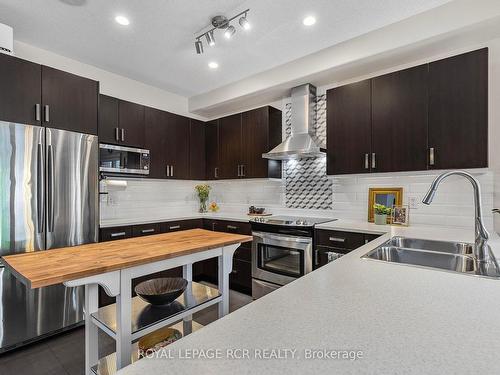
[64,243,239,375]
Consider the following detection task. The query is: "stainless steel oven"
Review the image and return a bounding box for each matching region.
[99,144,150,175]
[250,216,336,299]
[252,231,313,287]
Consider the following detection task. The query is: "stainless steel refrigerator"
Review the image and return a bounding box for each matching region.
[0,121,98,352]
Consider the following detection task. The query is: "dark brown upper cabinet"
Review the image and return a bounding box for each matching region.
[327,80,372,175]
[98,94,119,144]
[218,113,242,179]
[41,66,98,135]
[371,64,428,172]
[99,95,145,147]
[118,100,145,147]
[428,48,488,169]
[144,106,168,179]
[241,106,282,178]
[205,120,219,180]
[165,112,190,179]
[189,119,206,180]
[0,53,41,126]
[144,107,191,180]
[327,48,488,175]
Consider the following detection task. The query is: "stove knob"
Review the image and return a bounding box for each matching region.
[296,220,303,225]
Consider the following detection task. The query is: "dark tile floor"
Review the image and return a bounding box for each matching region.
[0,287,253,375]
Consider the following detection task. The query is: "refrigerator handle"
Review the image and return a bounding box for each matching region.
[37,143,44,233]
[48,144,55,232]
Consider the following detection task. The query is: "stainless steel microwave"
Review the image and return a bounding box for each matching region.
[99,144,150,175]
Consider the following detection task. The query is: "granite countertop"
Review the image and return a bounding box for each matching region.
[117,224,500,375]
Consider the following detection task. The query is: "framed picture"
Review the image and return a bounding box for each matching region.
[391,205,409,226]
[367,187,403,223]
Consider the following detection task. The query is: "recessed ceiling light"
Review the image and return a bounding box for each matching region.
[208,62,219,69]
[115,15,130,26]
[303,16,316,26]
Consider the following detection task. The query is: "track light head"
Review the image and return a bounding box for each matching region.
[239,15,250,30]
[224,25,236,39]
[195,39,204,54]
[206,31,215,46]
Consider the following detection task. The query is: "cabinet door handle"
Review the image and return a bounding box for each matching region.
[115,128,120,141]
[429,147,435,166]
[364,153,369,170]
[166,165,170,177]
[241,164,245,177]
[314,249,319,266]
[214,167,218,178]
[169,225,181,230]
[141,229,155,234]
[237,165,241,177]
[44,105,50,123]
[227,225,238,230]
[371,153,376,169]
[110,231,126,238]
[35,104,41,122]
[171,165,174,177]
[329,237,346,243]
[121,128,125,142]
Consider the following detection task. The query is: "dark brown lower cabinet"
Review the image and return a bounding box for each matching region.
[161,219,203,233]
[194,219,253,295]
[314,229,381,269]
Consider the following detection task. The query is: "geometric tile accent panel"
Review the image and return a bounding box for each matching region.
[284,94,332,210]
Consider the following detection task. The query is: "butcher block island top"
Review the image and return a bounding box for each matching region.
[2,228,252,289]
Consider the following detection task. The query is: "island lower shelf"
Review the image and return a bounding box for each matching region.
[91,321,204,375]
[91,281,221,341]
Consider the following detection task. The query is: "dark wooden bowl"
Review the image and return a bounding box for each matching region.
[135,278,188,306]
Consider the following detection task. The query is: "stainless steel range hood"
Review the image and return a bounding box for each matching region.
[263,84,325,160]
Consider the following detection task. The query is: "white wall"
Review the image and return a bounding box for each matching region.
[13,40,206,120]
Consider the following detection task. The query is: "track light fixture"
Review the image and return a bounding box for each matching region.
[239,14,250,30]
[195,39,204,54]
[194,9,250,54]
[206,31,215,46]
[224,25,236,39]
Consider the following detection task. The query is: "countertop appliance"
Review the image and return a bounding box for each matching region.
[99,143,150,175]
[250,216,336,299]
[0,121,98,352]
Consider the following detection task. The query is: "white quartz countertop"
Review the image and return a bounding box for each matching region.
[99,213,254,228]
[117,223,500,375]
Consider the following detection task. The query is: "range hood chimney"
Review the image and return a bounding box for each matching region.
[263,84,325,160]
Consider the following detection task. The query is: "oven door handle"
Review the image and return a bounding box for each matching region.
[253,231,312,244]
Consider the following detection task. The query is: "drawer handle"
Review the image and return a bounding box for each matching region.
[141,229,155,234]
[329,237,346,243]
[110,232,126,238]
[227,225,238,230]
[169,225,181,230]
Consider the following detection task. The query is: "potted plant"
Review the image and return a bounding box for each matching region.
[373,203,391,225]
[195,184,211,213]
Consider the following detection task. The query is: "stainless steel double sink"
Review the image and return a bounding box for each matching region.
[362,237,500,279]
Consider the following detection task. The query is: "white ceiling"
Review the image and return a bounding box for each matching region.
[0,0,451,97]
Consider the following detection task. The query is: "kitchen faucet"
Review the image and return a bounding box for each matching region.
[422,170,490,262]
